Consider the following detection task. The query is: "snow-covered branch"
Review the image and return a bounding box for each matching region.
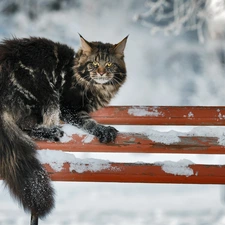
[134,0,224,42]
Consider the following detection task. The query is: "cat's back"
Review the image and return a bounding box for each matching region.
[0,37,74,70]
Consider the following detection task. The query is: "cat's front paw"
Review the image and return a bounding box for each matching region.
[94,125,118,143]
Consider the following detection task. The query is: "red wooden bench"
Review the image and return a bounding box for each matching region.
[36,106,225,185]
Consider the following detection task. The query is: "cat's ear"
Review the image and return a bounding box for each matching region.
[79,34,92,54]
[114,35,128,55]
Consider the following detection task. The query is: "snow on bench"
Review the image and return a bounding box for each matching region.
[36,106,225,185]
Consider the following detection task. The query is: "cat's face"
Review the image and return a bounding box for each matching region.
[75,35,128,86]
[87,57,118,84]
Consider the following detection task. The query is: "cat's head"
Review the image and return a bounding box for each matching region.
[74,34,128,86]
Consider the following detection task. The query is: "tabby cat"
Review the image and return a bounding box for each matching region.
[0,34,128,224]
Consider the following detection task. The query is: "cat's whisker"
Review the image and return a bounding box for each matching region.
[112,79,121,86]
[113,72,127,75]
[74,74,91,88]
[110,80,116,87]
[113,77,123,84]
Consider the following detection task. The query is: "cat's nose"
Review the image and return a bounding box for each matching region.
[99,71,105,75]
[97,68,106,76]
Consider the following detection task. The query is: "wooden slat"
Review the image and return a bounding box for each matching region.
[37,132,225,154]
[91,106,225,125]
[45,163,225,185]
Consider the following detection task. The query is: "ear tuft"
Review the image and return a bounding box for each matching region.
[114,35,129,55]
[78,34,92,53]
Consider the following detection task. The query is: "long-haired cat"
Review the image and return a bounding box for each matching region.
[0,34,128,224]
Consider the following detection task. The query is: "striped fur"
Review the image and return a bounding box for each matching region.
[0,35,128,219]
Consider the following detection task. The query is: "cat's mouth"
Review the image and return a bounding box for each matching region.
[91,74,113,84]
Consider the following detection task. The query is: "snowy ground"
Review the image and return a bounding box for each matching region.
[1,1,225,225]
[0,182,224,225]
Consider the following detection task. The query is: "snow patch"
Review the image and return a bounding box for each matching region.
[188,127,225,146]
[155,159,194,176]
[70,158,111,173]
[37,150,111,173]
[144,127,225,145]
[188,112,194,118]
[218,112,225,120]
[82,135,95,143]
[60,124,88,143]
[37,149,69,171]
[183,112,194,118]
[217,109,225,120]
[128,106,163,117]
[146,129,181,144]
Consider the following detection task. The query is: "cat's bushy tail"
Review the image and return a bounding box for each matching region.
[0,110,54,218]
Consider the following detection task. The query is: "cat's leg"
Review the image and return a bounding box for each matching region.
[61,109,118,143]
[29,104,64,141]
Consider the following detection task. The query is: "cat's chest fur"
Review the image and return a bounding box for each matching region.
[83,84,117,110]
[63,78,118,112]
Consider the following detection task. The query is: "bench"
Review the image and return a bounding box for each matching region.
[36,106,225,185]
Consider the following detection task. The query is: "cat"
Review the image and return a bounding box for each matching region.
[0,34,128,223]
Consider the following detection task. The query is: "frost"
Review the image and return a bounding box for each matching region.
[155,159,194,177]
[37,150,111,173]
[128,106,163,117]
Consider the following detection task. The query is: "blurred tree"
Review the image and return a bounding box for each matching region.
[0,0,81,20]
[134,0,225,43]
[0,0,20,15]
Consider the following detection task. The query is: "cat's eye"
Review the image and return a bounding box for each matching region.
[106,62,112,67]
[92,61,99,67]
